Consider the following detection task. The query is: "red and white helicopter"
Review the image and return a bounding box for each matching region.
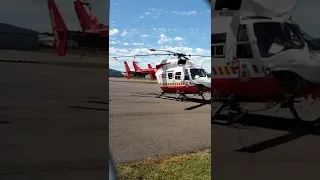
[111,48,211,101]
[211,0,320,124]
[123,58,157,81]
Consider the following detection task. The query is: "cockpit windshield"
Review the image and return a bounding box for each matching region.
[190,68,207,79]
[253,22,304,58]
[286,23,320,50]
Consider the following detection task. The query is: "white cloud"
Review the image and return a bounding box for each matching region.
[123,43,129,45]
[149,28,178,33]
[172,10,197,16]
[109,40,122,45]
[140,34,149,37]
[109,47,129,54]
[185,10,197,15]
[148,8,165,19]
[195,48,206,54]
[121,30,128,36]
[174,36,183,41]
[109,29,119,36]
[132,43,145,46]
[157,34,171,44]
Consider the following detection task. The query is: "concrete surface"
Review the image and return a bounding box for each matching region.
[0,50,108,64]
[109,81,211,164]
[0,63,108,179]
[212,101,320,180]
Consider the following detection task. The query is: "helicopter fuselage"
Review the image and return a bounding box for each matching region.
[155,59,211,94]
[212,15,320,102]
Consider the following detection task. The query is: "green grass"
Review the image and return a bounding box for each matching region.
[116,149,211,180]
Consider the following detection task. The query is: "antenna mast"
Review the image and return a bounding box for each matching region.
[82,0,93,19]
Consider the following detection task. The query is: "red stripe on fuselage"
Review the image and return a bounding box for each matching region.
[213,77,320,102]
[212,77,284,101]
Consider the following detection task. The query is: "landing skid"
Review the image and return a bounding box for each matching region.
[156,91,207,101]
[212,94,248,125]
[280,95,303,122]
[78,48,90,59]
[156,91,165,98]
[156,91,187,101]
[176,93,187,101]
[77,47,107,59]
[199,92,207,101]
[212,94,305,125]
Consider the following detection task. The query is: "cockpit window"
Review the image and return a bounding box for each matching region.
[190,68,207,79]
[253,22,304,58]
[287,23,320,51]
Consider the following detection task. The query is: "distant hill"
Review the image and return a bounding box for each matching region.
[109,69,122,77]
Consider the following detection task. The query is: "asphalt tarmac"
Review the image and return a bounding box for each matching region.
[212,100,320,180]
[0,63,108,179]
[109,80,211,164]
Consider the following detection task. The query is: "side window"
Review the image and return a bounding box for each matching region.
[168,72,173,79]
[236,24,253,58]
[212,33,226,58]
[184,69,190,80]
[175,72,181,80]
[214,45,224,56]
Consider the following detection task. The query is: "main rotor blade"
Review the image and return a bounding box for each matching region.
[110,53,172,59]
[187,55,211,57]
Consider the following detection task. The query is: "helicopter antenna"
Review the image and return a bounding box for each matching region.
[288,0,301,20]
[82,0,93,19]
[200,58,209,68]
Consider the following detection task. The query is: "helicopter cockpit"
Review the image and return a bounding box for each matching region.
[286,22,320,51]
[252,21,305,58]
[189,68,208,79]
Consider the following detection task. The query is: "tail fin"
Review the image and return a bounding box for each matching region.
[47,0,68,56]
[147,64,155,80]
[150,73,156,81]
[74,0,94,31]
[124,61,131,79]
[132,61,141,72]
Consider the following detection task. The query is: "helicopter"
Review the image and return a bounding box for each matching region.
[44,0,109,58]
[211,0,320,124]
[111,48,211,101]
[122,58,157,81]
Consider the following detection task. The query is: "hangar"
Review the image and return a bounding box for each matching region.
[0,23,39,50]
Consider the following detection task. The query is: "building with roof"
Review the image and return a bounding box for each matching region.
[0,23,39,50]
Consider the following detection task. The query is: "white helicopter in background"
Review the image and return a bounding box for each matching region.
[111,49,211,101]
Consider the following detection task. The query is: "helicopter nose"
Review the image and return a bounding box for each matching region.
[198,78,211,88]
[202,80,211,88]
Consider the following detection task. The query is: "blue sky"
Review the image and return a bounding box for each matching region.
[109,0,211,72]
